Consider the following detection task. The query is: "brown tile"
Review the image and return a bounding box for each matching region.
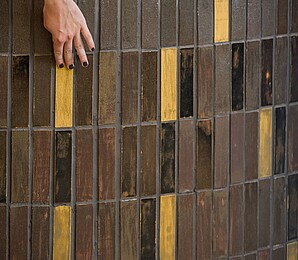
[120,200,138,260]
[76,129,93,202]
[197,0,213,45]
[76,204,93,259]
[121,0,137,49]
[0,56,8,127]
[161,0,176,47]
[273,247,284,260]
[0,1,9,52]
[179,0,194,46]
[0,132,6,203]
[32,131,51,203]
[292,0,298,33]
[291,36,298,102]
[54,131,72,203]
[261,39,273,106]
[196,120,212,190]
[99,128,115,200]
[198,47,213,119]
[141,199,156,259]
[142,0,158,49]
[259,179,270,248]
[180,49,193,118]
[11,131,29,203]
[98,202,115,259]
[244,253,256,260]
[12,56,29,128]
[276,0,288,34]
[161,123,175,194]
[0,207,6,256]
[262,0,275,37]
[288,173,298,240]
[141,125,156,196]
[247,0,261,39]
[142,51,157,122]
[214,116,229,188]
[178,194,194,260]
[32,207,50,260]
[288,105,298,173]
[258,249,270,260]
[232,43,244,111]
[121,52,138,124]
[121,127,137,198]
[274,107,286,174]
[231,0,246,40]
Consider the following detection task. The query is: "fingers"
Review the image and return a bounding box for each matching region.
[81,23,95,52]
[53,37,64,68]
[63,39,74,69]
[74,33,88,67]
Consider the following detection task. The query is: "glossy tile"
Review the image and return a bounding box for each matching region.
[214,0,229,42]
[261,39,273,106]
[291,36,298,102]
[274,107,286,174]
[232,43,244,111]
[287,242,298,260]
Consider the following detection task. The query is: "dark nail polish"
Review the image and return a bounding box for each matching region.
[91,47,95,52]
[59,63,64,69]
[69,64,74,70]
[83,61,88,67]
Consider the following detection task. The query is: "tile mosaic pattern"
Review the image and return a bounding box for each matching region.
[0,0,297,259]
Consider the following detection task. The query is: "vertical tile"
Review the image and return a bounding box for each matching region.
[121,52,138,125]
[259,108,273,178]
[140,125,156,196]
[213,189,228,258]
[214,116,229,188]
[98,128,115,200]
[245,254,257,260]
[291,36,298,102]
[160,195,176,260]
[274,107,286,174]
[179,120,194,192]
[161,48,177,122]
[161,0,176,47]
[76,129,93,202]
[178,194,193,260]
[121,127,137,198]
[246,41,260,111]
[261,39,273,106]
[0,207,6,256]
[98,202,115,259]
[11,131,29,203]
[197,120,212,190]
[231,113,244,184]
[142,51,157,122]
[262,0,275,37]
[55,66,73,128]
[10,207,28,259]
[32,207,50,260]
[12,56,29,128]
[288,105,298,172]
[276,0,288,35]
[0,56,8,127]
[215,44,230,115]
[142,0,158,49]
[273,247,285,260]
[287,242,298,260]
[55,131,72,203]
[214,0,229,42]
[141,199,156,259]
[180,48,193,118]
[292,0,298,33]
[232,43,244,111]
[247,0,261,39]
[0,132,6,202]
[179,0,194,46]
[0,1,9,52]
[32,131,51,203]
[231,0,246,40]
[197,0,213,45]
[99,51,116,125]
[53,206,71,260]
[76,205,93,259]
[33,56,51,127]
[161,123,175,194]
[120,200,138,260]
[288,174,298,240]
[198,46,213,119]
[121,0,137,49]
[258,249,270,260]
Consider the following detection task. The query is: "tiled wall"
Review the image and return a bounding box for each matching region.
[0,0,298,259]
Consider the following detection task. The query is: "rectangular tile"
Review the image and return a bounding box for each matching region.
[262,0,275,37]
[197,0,213,45]
[231,0,246,40]
[0,206,6,257]
[0,56,8,127]
[245,254,257,260]
[258,249,270,260]
[161,48,177,121]
[142,0,158,49]
[291,36,298,102]
[288,174,298,240]
[288,105,298,172]
[179,0,194,46]
[98,128,115,200]
[121,0,137,49]
[232,43,244,111]
[287,242,298,260]
[292,0,298,33]
[247,0,261,39]
[160,195,176,260]
[0,1,9,52]
[274,107,286,174]
[261,39,273,106]
[53,206,71,260]
[273,247,284,260]
[161,0,176,47]
[0,132,6,203]
[214,0,229,42]
[276,0,288,34]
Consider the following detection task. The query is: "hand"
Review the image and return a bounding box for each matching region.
[43,0,95,69]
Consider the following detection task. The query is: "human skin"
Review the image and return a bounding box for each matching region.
[43,0,95,69]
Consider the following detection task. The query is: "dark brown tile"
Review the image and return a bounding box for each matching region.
[0,56,8,127]
[142,51,157,122]
[259,179,270,248]
[291,36,298,102]
[76,204,93,259]
[288,173,298,240]
[246,41,260,110]
[276,0,288,34]
[197,0,213,45]
[247,0,261,39]
[76,129,93,202]
[98,202,115,259]
[121,127,137,198]
[54,131,72,203]
[288,105,298,173]
[231,0,246,40]
[0,132,6,203]
[262,0,275,37]
[180,48,193,118]
[198,47,213,119]
[11,131,29,203]
[0,1,9,52]
[273,247,284,260]
[179,120,194,193]
[274,107,286,174]
[121,0,137,49]
[258,249,270,260]
[99,128,115,200]
[196,120,212,190]
[214,116,229,188]
[261,39,273,106]
[232,43,244,111]
[292,0,298,33]
[161,123,175,194]
[122,52,138,124]
[161,0,176,47]
[142,0,158,49]
[245,253,256,260]
[141,199,156,259]
[32,131,51,203]
[179,0,194,46]
[141,125,156,196]
[0,206,6,257]
[12,56,29,128]
[32,207,50,260]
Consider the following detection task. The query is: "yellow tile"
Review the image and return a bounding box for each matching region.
[259,108,272,178]
[287,242,298,260]
[55,66,73,127]
[160,195,176,260]
[161,48,177,122]
[53,206,71,260]
[214,0,229,42]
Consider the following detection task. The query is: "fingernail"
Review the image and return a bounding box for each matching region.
[91,47,95,52]
[59,63,64,68]
[83,61,88,67]
[69,64,74,70]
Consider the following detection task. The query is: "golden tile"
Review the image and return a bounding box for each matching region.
[214,0,229,42]
[287,242,298,260]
